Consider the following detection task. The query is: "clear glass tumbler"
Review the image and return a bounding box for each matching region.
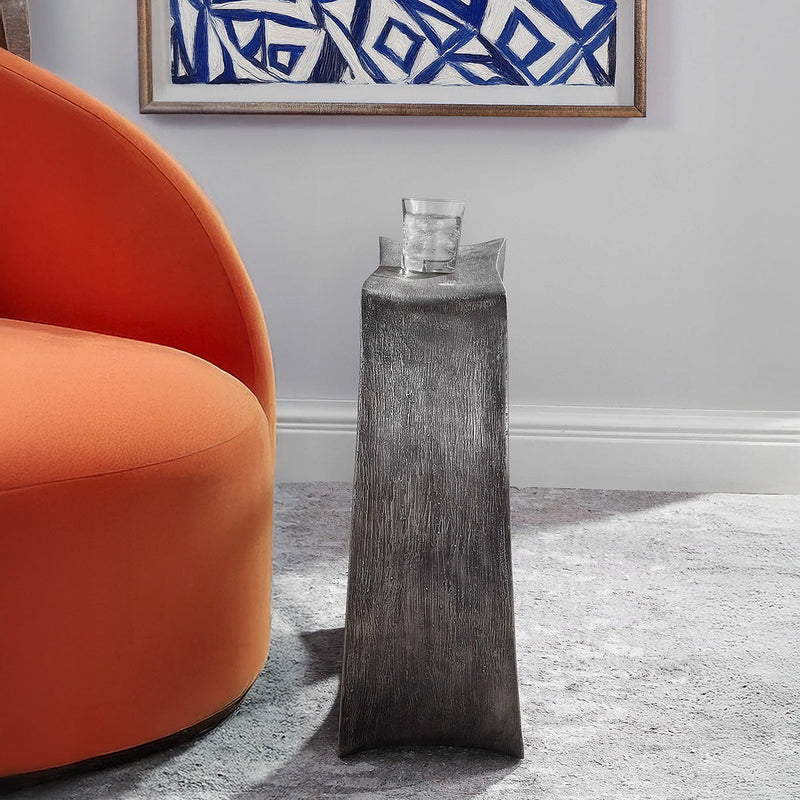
[401,198,466,274]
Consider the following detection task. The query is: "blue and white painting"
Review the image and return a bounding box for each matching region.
[169,0,617,87]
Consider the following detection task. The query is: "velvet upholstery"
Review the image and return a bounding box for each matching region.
[0,48,276,779]
[0,47,274,423]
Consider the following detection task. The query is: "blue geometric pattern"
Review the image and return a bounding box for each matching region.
[268,44,306,76]
[497,11,554,72]
[170,0,617,86]
[374,20,425,72]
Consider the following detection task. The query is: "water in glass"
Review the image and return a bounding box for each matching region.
[402,212,462,273]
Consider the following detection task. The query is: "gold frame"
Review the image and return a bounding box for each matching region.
[138,0,646,117]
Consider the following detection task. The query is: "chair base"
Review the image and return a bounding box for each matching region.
[0,684,252,794]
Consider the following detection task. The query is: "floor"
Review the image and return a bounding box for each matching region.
[7,483,800,799]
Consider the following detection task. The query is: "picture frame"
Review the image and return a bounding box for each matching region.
[137,0,646,117]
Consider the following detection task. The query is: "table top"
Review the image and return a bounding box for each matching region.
[365,238,507,305]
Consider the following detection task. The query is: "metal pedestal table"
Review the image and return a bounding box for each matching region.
[339,238,523,758]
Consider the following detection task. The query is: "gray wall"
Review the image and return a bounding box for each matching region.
[28,1,800,412]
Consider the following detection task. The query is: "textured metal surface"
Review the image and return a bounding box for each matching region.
[339,239,523,758]
[0,0,30,60]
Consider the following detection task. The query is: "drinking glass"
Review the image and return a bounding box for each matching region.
[401,198,466,274]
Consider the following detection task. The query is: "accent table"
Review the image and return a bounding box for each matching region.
[339,238,523,758]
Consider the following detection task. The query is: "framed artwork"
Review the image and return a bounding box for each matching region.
[138,0,646,116]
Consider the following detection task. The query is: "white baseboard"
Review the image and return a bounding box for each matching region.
[276,399,800,493]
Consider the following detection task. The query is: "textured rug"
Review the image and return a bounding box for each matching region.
[9,484,800,799]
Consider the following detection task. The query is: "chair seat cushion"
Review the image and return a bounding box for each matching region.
[0,318,272,778]
[0,318,264,491]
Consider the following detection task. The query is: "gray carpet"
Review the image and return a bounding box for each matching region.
[10,484,800,799]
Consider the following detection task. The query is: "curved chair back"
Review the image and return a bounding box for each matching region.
[0,48,275,424]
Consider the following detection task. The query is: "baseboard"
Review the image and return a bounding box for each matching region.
[276,399,800,493]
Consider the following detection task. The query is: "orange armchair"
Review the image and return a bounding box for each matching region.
[0,48,275,784]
